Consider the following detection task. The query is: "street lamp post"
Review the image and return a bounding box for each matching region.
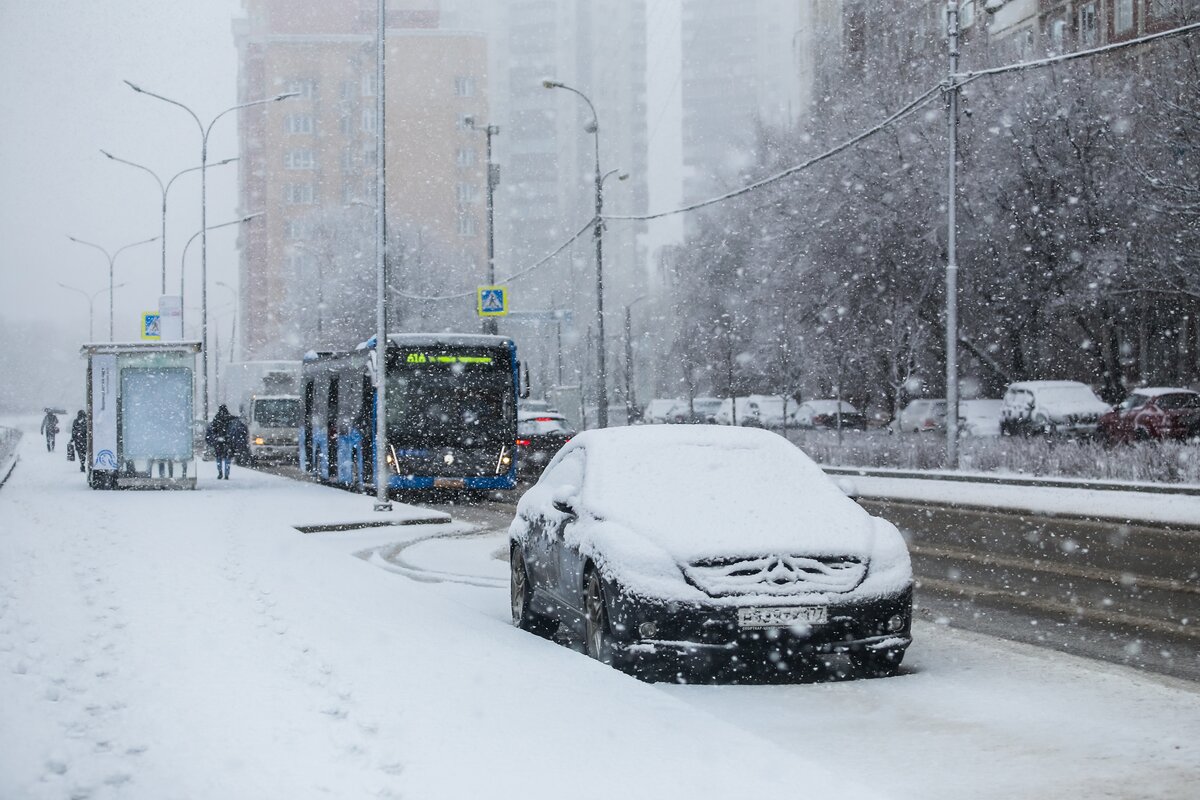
[466,116,501,335]
[543,79,611,428]
[125,79,296,423]
[57,281,128,342]
[100,152,238,296]
[624,294,648,424]
[179,213,262,335]
[66,234,159,341]
[945,1,962,468]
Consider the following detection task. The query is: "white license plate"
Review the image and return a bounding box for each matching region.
[737,606,828,629]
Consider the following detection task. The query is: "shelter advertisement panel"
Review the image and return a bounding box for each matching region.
[91,354,117,471]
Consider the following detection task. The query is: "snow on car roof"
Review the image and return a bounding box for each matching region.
[1128,387,1198,397]
[562,425,876,565]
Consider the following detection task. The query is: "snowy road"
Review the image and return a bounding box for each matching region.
[2,421,1199,799]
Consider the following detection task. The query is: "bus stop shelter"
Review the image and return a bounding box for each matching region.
[81,341,201,490]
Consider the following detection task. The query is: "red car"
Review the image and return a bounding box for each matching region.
[1097,388,1200,443]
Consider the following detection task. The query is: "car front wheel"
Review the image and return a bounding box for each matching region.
[511,548,556,637]
[584,569,616,666]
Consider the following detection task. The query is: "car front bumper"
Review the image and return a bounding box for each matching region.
[606,584,913,660]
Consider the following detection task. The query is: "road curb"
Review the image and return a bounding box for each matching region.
[822,465,1200,496]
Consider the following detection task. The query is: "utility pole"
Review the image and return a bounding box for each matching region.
[945,0,961,468]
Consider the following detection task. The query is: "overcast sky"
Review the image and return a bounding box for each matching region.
[0,0,244,341]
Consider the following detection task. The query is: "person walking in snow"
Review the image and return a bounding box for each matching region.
[206,404,235,480]
[70,410,87,473]
[40,409,60,452]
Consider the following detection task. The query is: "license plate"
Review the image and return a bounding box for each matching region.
[433,478,465,489]
[737,606,828,629]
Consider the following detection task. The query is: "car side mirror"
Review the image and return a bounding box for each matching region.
[552,484,577,517]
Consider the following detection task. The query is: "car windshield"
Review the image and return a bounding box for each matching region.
[1038,386,1101,406]
[1156,393,1200,410]
[254,398,300,428]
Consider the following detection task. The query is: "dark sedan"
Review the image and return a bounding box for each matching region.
[516,411,575,478]
[508,425,913,682]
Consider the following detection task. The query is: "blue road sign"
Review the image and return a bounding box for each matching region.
[477,286,508,317]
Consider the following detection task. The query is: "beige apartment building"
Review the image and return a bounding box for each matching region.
[234,0,489,359]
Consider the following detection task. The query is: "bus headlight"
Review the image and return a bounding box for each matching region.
[254,436,265,446]
[443,452,455,465]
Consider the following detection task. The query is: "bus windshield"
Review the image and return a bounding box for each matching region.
[254,398,301,428]
[385,353,515,448]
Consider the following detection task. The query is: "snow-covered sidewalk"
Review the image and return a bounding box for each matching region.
[2,418,1199,799]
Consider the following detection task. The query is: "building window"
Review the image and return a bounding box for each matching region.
[1049,19,1067,53]
[284,149,315,170]
[456,148,476,167]
[1114,0,1133,32]
[1079,3,1098,47]
[456,182,479,204]
[1149,0,1172,19]
[457,213,477,236]
[339,114,354,136]
[285,113,314,135]
[340,80,356,100]
[284,183,315,205]
[361,107,377,134]
[454,76,475,97]
[283,219,306,241]
[362,71,376,97]
[958,0,974,29]
[287,78,317,100]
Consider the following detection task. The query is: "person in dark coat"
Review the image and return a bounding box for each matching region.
[70,410,87,473]
[40,410,59,452]
[228,414,250,467]
[206,405,235,480]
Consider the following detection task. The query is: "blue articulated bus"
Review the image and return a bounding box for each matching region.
[300,333,520,493]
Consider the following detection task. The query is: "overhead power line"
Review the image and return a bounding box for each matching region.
[605,20,1200,224]
[390,217,597,302]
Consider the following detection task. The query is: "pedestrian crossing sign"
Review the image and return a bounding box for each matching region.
[141,312,161,340]
[477,285,508,317]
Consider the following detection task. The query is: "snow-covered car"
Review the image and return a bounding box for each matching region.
[893,399,947,433]
[1097,387,1200,443]
[516,411,575,478]
[508,425,914,680]
[712,395,792,427]
[641,398,682,424]
[1000,380,1111,437]
[792,400,867,430]
[958,399,1003,437]
[668,396,722,424]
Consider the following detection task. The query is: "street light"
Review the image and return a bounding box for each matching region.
[543,78,611,427]
[465,116,501,335]
[56,281,128,342]
[624,293,647,424]
[66,234,159,341]
[125,79,297,422]
[179,212,262,336]
[99,151,238,296]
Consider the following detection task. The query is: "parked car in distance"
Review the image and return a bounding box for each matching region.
[958,399,1003,437]
[792,400,867,430]
[516,411,575,478]
[1000,380,1111,437]
[893,399,947,433]
[713,395,792,428]
[508,425,913,681]
[642,398,683,425]
[669,396,722,424]
[1097,387,1200,444]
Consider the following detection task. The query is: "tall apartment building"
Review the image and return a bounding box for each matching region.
[233,0,490,359]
